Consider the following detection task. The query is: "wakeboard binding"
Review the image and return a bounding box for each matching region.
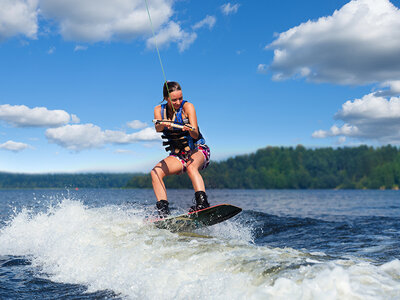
[189,191,210,212]
[156,200,170,218]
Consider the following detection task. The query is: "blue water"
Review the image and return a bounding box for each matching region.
[0,189,399,299]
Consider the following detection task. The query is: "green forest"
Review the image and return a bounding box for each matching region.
[0,173,135,189]
[126,145,400,190]
[2,145,400,189]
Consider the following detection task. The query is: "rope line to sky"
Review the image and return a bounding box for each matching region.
[144,0,176,114]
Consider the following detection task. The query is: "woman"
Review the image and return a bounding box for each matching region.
[151,81,211,217]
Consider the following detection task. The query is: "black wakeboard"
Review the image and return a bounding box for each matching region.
[151,204,242,232]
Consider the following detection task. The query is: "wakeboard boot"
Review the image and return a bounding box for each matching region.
[156,200,170,218]
[189,191,210,212]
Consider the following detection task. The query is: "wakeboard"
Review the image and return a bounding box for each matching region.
[152,204,242,232]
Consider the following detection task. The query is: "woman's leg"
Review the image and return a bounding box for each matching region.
[186,150,206,191]
[186,150,210,211]
[151,155,184,201]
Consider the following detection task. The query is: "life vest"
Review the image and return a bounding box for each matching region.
[161,100,205,154]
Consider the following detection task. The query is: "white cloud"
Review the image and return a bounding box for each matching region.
[336,93,400,122]
[146,21,197,52]
[0,0,38,41]
[312,130,328,139]
[46,124,161,151]
[128,127,160,141]
[221,3,240,15]
[375,80,400,97]
[177,32,197,52]
[0,104,79,127]
[127,120,147,129]
[387,81,400,94]
[0,140,30,152]
[267,0,400,85]
[257,64,267,74]
[70,114,80,123]
[39,0,173,42]
[74,45,88,52]
[192,15,216,30]
[46,124,104,150]
[1,1,207,52]
[312,124,359,139]
[313,93,400,144]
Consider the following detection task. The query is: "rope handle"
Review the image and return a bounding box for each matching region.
[152,119,195,131]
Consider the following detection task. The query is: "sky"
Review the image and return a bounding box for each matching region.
[1,0,400,173]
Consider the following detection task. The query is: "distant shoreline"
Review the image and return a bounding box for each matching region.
[1,186,400,191]
[3,145,400,190]
[0,173,136,189]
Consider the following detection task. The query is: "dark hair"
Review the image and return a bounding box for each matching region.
[163,81,181,99]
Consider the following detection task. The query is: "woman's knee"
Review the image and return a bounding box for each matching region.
[151,166,165,180]
[186,164,200,177]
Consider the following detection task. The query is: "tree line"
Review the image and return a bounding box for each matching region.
[2,145,400,189]
[0,173,135,189]
[126,145,400,190]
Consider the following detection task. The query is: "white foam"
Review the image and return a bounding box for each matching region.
[0,200,399,299]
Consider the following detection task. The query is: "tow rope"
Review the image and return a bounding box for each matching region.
[144,0,176,114]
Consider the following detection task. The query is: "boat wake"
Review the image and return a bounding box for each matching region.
[0,199,399,299]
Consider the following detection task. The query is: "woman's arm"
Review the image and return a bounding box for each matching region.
[183,102,200,139]
[154,105,168,132]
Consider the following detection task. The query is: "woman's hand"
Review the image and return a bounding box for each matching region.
[182,124,193,131]
[154,120,172,131]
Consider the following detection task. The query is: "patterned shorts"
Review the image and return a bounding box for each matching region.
[170,144,210,173]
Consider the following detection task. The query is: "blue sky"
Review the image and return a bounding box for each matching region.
[1,0,400,173]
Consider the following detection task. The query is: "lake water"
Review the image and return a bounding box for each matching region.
[0,189,399,299]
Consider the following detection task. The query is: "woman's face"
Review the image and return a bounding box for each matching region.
[167,90,183,110]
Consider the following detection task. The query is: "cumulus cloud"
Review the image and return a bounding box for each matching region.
[127,120,147,129]
[375,80,400,97]
[45,124,161,151]
[267,0,400,85]
[1,0,209,51]
[313,93,400,144]
[221,3,240,15]
[46,124,106,150]
[0,140,30,152]
[312,124,359,139]
[146,21,197,52]
[192,15,216,30]
[0,0,39,41]
[0,104,79,127]
[70,114,80,123]
[39,0,172,42]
